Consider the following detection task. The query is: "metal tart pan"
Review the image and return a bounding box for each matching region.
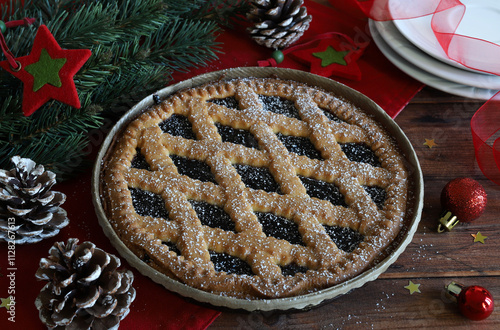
[92,67,424,312]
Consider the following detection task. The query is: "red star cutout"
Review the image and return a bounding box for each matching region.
[291,37,367,81]
[0,25,91,116]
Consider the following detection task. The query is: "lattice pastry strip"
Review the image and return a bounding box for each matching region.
[250,122,307,196]
[102,77,410,299]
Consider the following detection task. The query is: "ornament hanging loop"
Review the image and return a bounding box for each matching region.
[437,211,459,232]
[445,281,464,299]
[10,60,21,72]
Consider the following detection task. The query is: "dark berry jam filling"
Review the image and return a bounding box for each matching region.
[320,108,344,122]
[277,133,323,160]
[208,96,240,110]
[209,251,254,276]
[363,185,386,209]
[233,163,281,194]
[299,176,347,207]
[131,148,151,170]
[162,241,181,255]
[189,200,236,232]
[323,225,364,253]
[141,253,152,263]
[255,212,305,246]
[280,263,309,276]
[260,95,300,119]
[340,143,381,167]
[169,154,217,183]
[160,114,196,140]
[130,188,170,220]
[215,123,260,149]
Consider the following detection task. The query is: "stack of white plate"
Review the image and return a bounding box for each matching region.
[369,0,500,99]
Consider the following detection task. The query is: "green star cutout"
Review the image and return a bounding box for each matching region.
[25,48,67,92]
[0,296,12,309]
[312,46,350,67]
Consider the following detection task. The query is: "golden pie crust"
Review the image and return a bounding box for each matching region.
[100,77,410,299]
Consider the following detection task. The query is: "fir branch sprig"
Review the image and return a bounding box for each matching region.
[0,0,247,179]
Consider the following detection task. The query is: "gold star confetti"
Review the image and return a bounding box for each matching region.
[423,139,437,148]
[472,231,487,244]
[0,297,12,309]
[404,280,421,294]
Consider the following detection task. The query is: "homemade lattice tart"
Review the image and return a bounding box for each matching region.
[100,77,411,300]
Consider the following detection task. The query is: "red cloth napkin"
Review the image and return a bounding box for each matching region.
[0,1,423,329]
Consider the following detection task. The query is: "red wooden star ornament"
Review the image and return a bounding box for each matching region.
[0,24,91,116]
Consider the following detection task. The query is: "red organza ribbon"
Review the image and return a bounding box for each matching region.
[471,92,500,185]
[356,0,500,75]
[354,0,500,184]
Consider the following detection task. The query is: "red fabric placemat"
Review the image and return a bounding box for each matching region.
[0,1,423,329]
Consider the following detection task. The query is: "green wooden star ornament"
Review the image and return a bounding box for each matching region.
[25,48,67,91]
[313,45,350,67]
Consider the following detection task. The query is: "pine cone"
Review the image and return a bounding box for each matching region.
[35,238,136,329]
[0,156,69,244]
[247,0,312,49]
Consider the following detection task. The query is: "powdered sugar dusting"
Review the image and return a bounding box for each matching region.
[102,77,412,299]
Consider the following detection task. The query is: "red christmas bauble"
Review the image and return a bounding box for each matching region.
[440,177,487,222]
[458,285,494,321]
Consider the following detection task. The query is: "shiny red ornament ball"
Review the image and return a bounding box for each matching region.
[458,285,494,321]
[441,177,487,222]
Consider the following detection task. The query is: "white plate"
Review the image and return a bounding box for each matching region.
[390,0,500,73]
[369,20,499,100]
[373,20,500,90]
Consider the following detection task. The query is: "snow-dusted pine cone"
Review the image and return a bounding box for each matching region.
[0,156,69,244]
[35,238,136,329]
[247,0,312,49]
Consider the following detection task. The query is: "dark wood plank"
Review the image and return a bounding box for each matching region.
[213,277,500,329]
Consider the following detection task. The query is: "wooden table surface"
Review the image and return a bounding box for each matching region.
[208,84,500,329]
[209,3,500,328]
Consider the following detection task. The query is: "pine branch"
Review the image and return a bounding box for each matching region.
[0,0,248,179]
[0,132,93,180]
[48,1,170,49]
[144,18,221,71]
